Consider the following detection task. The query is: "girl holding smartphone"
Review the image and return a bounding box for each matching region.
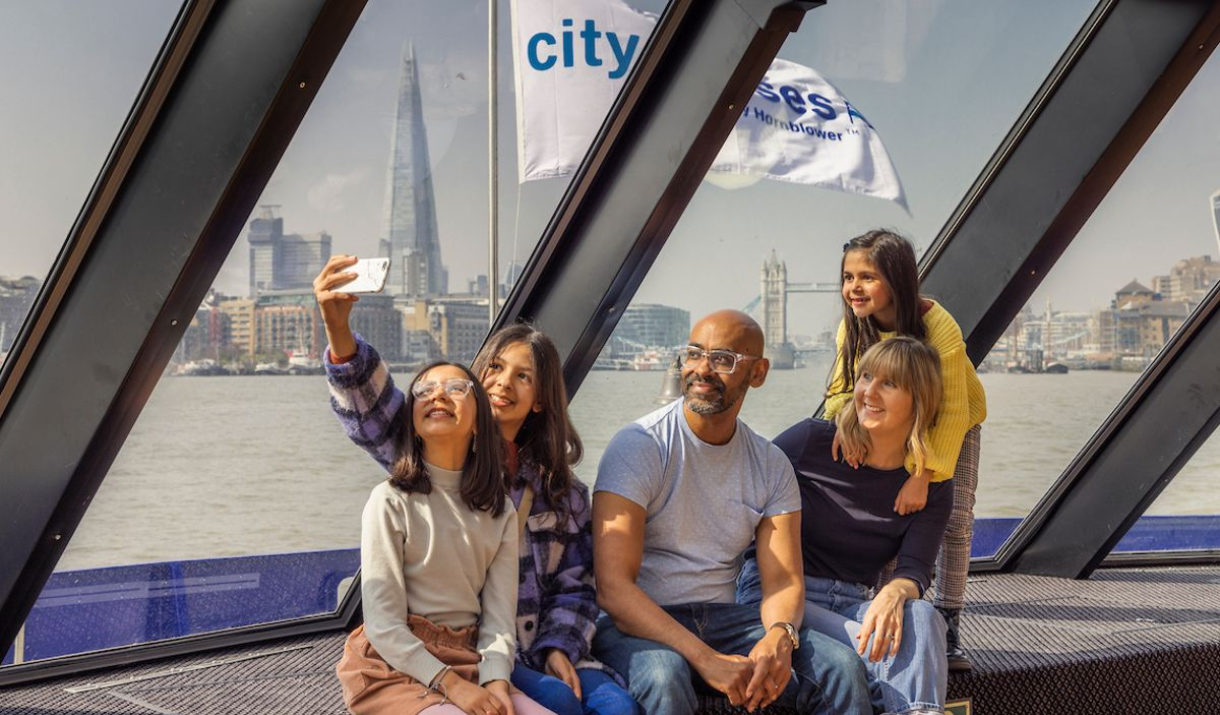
[316,257,637,715]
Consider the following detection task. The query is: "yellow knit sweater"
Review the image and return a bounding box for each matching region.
[823,301,986,481]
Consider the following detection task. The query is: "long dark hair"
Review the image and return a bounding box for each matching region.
[473,323,585,523]
[832,229,928,401]
[390,361,507,517]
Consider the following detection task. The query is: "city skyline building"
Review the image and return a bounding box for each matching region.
[503,261,525,297]
[279,231,333,290]
[613,303,691,349]
[247,206,282,297]
[246,206,332,296]
[379,43,446,298]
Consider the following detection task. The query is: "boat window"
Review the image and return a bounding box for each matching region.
[974,47,1220,559]
[570,0,1101,484]
[0,0,184,372]
[1,0,664,668]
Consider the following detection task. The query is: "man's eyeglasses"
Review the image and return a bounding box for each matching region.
[411,377,475,400]
[679,346,761,374]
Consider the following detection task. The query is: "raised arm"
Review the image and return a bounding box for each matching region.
[314,254,360,361]
[593,491,754,705]
[315,256,406,470]
[325,336,407,471]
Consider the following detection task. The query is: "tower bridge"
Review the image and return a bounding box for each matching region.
[756,251,838,369]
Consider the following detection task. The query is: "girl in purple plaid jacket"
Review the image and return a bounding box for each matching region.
[317,257,639,715]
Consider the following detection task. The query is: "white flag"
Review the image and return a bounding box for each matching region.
[510,0,657,182]
[708,58,907,209]
[510,0,907,209]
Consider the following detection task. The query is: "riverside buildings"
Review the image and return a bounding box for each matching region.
[987,255,1217,371]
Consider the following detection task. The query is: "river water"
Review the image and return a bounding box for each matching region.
[59,360,1220,571]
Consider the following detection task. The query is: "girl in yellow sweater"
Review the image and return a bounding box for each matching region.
[823,229,987,671]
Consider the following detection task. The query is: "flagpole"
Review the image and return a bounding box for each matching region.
[488,0,499,326]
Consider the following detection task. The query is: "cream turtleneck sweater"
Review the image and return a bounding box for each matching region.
[360,464,518,685]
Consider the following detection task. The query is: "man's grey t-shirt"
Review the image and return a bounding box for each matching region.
[595,399,801,606]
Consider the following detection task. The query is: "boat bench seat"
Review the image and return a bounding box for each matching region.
[943,566,1220,715]
[3,565,1218,714]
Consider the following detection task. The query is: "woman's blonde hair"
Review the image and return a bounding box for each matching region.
[835,336,942,476]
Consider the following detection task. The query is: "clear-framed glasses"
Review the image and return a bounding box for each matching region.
[411,377,475,400]
[679,345,761,374]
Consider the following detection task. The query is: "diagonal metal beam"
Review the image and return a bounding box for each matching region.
[494,0,824,395]
[0,0,365,682]
[917,0,1220,576]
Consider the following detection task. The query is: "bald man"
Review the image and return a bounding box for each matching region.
[591,311,871,715]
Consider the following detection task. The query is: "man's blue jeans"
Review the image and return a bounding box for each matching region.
[592,603,872,715]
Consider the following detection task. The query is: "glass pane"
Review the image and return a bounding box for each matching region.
[0,1,184,370]
[572,0,1101,484]
[1113,393,1220,556]
[3,0,665,667]
[973,46,1220,558]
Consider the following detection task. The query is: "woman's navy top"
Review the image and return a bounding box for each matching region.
[774,418,954,595]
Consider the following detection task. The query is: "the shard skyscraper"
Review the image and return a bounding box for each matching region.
[379,43,445,298]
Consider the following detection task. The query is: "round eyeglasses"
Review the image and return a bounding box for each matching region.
[679,346,761,374]
[411,377,475,400]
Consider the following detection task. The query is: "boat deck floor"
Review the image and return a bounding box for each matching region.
[2,564,1219,714]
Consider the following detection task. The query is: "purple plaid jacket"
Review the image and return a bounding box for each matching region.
[325,336,618,680]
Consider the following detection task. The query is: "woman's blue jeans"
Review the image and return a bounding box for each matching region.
[511,664,640,715]
[738,558,948,715]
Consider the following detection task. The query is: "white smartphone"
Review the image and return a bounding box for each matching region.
[342,257,391,293]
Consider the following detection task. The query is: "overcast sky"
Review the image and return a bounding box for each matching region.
[4,0,1219,342]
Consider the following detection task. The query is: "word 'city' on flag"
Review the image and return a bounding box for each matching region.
[509,0,907,209]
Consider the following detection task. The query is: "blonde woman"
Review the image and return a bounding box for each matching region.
[738,338,952,715]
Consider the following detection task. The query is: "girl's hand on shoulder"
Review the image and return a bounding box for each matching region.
[544,648,582,699]
[830,428,865,469]
[894,472,930,515]
[485,679,515,715]
[442,671,506,715]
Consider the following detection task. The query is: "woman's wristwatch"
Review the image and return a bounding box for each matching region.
[769,621,800,650]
